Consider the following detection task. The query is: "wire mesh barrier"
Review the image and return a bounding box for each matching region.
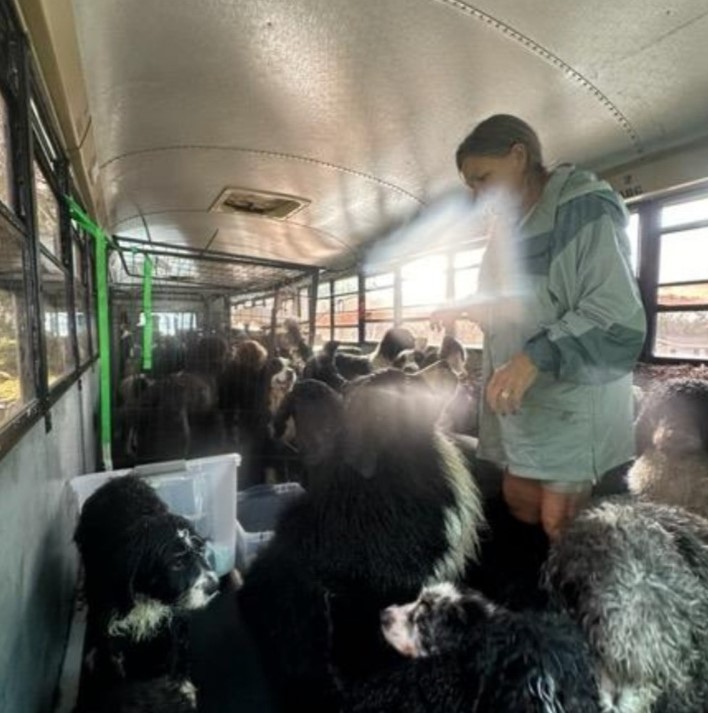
[108,237,318,488]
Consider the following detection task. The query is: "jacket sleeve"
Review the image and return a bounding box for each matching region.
[523,208,646,385]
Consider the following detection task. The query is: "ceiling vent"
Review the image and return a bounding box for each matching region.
[210,187,309,220]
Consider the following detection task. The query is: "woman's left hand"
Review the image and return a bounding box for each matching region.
[486,352,539,415]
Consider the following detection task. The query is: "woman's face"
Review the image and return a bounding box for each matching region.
[459,143,527,209]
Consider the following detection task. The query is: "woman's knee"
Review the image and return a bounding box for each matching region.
[502,472,542,525]
[540,484,591,541]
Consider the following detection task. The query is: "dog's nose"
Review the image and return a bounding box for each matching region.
[380,608,394,628]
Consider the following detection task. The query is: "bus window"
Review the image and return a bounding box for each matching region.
[41,255,76,385]
[654,195,708,358]
[0,93,12,213]
[364,273,394,343]
[0,225,34,428]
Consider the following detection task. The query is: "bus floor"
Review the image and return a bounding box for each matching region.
[189,574,276,713]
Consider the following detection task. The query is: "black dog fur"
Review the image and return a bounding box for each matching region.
[238,370,482,713]
[74,476,219,688]
[344,583,599,713]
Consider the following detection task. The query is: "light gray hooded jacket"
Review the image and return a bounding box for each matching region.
[476,164,646,481]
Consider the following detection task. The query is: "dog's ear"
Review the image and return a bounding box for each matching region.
[272,388,295,440]
[111,523,151,613]
[265,357,285,379]
[323,341,340,359]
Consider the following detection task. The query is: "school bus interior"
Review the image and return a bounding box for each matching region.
[0,1,707,711]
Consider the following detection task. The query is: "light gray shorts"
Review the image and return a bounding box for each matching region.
[542,479,594,495]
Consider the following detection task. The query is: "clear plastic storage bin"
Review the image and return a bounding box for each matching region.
[234,482,305,571]
[69,454,240,576]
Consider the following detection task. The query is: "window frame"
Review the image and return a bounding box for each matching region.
[0,13,98,460]
[630,184,708,363]
[331,276,360,344]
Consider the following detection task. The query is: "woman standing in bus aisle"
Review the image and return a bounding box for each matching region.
[432,114,646,541]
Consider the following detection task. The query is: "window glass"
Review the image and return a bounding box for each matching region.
[0,94,13,211]
[73,240,85,283]
[333,294,359,328]
[364,273,394,335]
[34,160,61,257]
[657,283,708,308]
[74,282,89,363]
[333,276,358,295]
[659,229,708,284]
[626,212,639,275]
[0,224,34,426]
[364,321,395,342]
[333,327,358,342]
[231,300,272,332]
[279,298,295,319]
[401,255,447,307]
[314,297,332,346]
[661,196,708,229]
[365,273,394,290]
[87,253,98,356]
[298,287,310,323]
[42,256,76,385]
[453,248,485,269]
[654,311,708,359]
[454,268,480,299]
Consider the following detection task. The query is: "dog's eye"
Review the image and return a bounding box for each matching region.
[410,600,429,623]
[415,600,431,617]
[170,558,187,571]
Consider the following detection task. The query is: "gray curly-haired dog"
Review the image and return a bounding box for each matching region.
[628,378,708,517]
[543,499,708,713]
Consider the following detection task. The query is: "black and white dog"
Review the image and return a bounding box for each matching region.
[74,475,219,688]
[239,369,483,712]
[343,582,599,712]
[544,498,708,713]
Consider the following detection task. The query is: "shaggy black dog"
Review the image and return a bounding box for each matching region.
[116,371,226,466]
[303,328,418,388]
[463,493,550,611]
[220,341,297,487]
[628,378,708,518]
[344,583,599,713]
[369,327,416,369]
[238,369,483,713]
[271,379,344,485]
[74,475,219,691]
[420,336,466,372]
[303,340,365,388]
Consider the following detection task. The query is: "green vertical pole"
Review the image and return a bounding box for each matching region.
[95,231,112,470]
[65,197,113,470]
[142,254,154,371]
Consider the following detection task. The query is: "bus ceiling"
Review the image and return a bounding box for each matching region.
[15,0,708,268]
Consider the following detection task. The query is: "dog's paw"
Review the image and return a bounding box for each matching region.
[179,679,198,707]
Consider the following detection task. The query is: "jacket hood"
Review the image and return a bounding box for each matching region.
[524,164,628,237]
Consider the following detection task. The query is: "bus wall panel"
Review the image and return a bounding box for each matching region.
[0,368,97,713]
